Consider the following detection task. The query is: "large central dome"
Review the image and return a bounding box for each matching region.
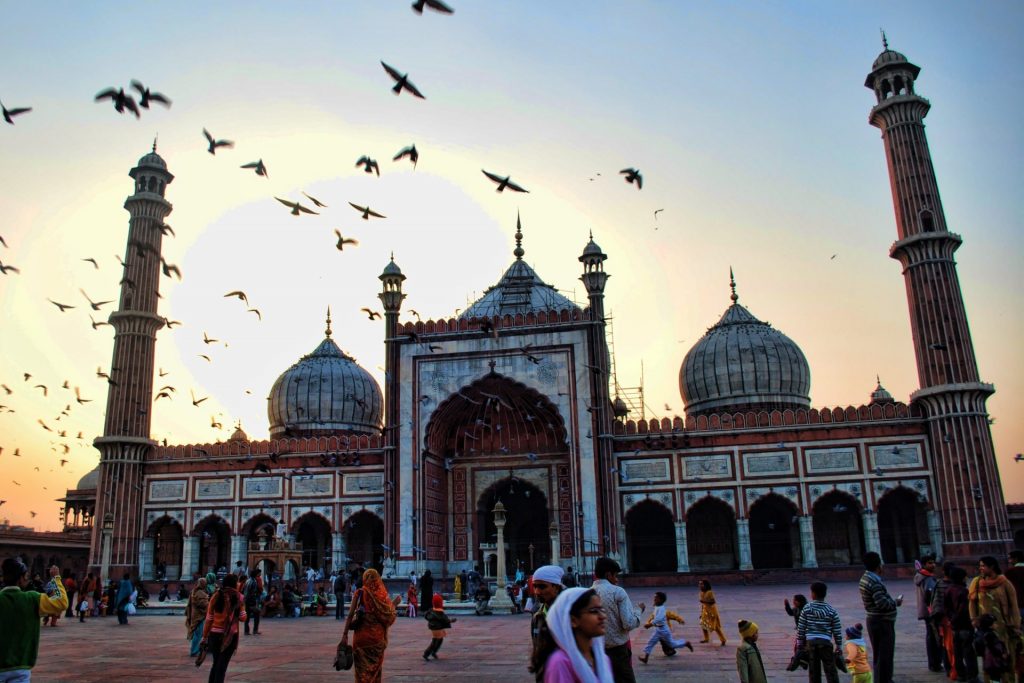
[267,313,383,438]
[680,278,810,417]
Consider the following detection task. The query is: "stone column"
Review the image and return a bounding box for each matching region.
[100,514,113,582]
[548,523,559,567]
[230,535,247,571]
[799,516,818,568]
[736,518,753,570]
[489,503,512,611]
[181,536,200,581]
[862,510,881,556]
[926,509,944,559]
[139,537,155,580]
[332,532,346,570]
[675,522,690,573]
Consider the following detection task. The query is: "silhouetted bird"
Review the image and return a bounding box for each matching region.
[130,80,171,108]
[95,88,140,118]
[48,299,74,312]
[302,192,327,208]
[241,159,268,177]
[334,230,359,251]
[356,156,380,176]
[381,62,425,99]
[203,128,234,155]
[348,203,386,220]
[0,261,19,275]
[360,308,382,320]
[482,170,529,193]
[275,197,319,216]
[2,101,32,125]
[620,167,643,189]
[393,144,418,169]
[412,0,454,13]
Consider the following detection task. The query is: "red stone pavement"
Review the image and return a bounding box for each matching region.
[31,578,948,682]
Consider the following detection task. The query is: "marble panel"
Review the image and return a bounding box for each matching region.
[742,451,794,476]
[870,444,922,469]
[243,477,283,499]
[805,447,857,473]
[148,479,186,502]
[292,474,333,497]
[195,478,233,500]
[621,459,670,483]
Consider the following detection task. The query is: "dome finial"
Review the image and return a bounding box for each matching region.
[513,211,524,260]
[729,266,739,304]
[325,306,333,338]
[152,134,158,153]
[880,28,888,51]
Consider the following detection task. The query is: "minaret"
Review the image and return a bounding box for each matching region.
[378,255,406,556]
[90,145,174,576]
[579,232,616,556]
[866,40,1010,556]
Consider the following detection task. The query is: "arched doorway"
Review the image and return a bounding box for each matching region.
[293,512,332,572]
[626,500,677,573]
[478,477,550,575]
[345,510,384,571]
[243,513,278,548]
[686,496,736,571]
[1015,528,1024,550]
[194,515,231,575]
[812,491,865,567]
[149,516,184,580]
[749,494,800,569]
[877,487,928,564]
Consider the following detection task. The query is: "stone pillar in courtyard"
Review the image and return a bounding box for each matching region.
[674,521,690,573]
[230,535,247,571]
[332,532,346,570]
[139,538,155,580]
[927,510,944,559]
[489,502,513,611]
[862,510,881,556]
[182,536,199,581]
[736,518,753,570]
[799,516,818,568]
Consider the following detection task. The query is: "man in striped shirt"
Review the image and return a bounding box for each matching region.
[796,581,843,683]
[859,551,902,683]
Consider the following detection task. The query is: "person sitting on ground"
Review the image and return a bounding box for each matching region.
[262,585,283,618]
[177,583,189,601]
[528,586,614,682]
[736,620,768,683]
[282,583,299,617]
[314,585,330,616]
[135,581,149,608]
[158,582,170,602]
[474,581,492,615]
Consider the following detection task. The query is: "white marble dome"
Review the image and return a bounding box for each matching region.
[76,466,99,491]
[680,294,811,416]
[267,329,382,438]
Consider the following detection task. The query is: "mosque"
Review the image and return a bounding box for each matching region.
[62,45,1018,585]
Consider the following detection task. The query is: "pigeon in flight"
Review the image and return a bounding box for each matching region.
[360,308,382,320]
[482,170,529,193]
[620,167,642,189]
[130,80,171,108]
[0,261,20,275]
[348,202,386,220]
[412,0,454,14]
[356,156,380,176]
[2,101,32,125]
[393,144,418,168]
[302,192,327,208]
[224,290,249,305]
[203,128,234,155]
[381,62,426,99]
[48,299,75,312]
[334,230,359,251]
[79,289,113,310]
[241,159,268,177]
[275,197,319,216]
[95,88,140,118]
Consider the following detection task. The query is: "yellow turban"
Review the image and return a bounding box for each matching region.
[738,619,759,639]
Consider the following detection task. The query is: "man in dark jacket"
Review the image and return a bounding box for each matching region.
[243,568,262,635]
[913,555,942,672]
[333,570,347,620]
[419,570,434,615]
[859,552,902,683]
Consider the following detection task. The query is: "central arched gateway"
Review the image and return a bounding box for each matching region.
[293,512,332,572]
[194,515,231,575]
[749,494,801,569]
[625,499,677,573]
[422,372,571,567]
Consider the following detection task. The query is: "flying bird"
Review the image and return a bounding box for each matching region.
[653,208,664,219]
[380,61,426,99]
[224,290,249,305]
[203,128,234,155]
[482,170,529,193]
[74,387,91,404]
[412,0,454,13]
[348,202,386,220]
[129,80,171,108]
[275,197,319,216]
[47,299,75,312]
[302,192,327,208]
[94,88,140,118]
[160,258,181,280]
[81,257,99,269]
[240,159,268,177]
[1014,453,1023,463]
[356,156,380,176]
[334,230,359,251]
[191,390,208,407]
[408,309,421,321]
[34,384,48,396]
[0,261,19,275]
[360,308,382,320]
[620,167,643,189]
[79,289,113,310]
[2,101,32,125]
[247,308,262,320]
[393,144,418,168]
[203,331,219,344]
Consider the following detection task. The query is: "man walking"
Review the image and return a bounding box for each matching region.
[913,555,943,672]
[1,560,68,682]
[242,568,262,635]
[859,551,901,683]
[797,581,843,683]
[591,557,645,683]
[333,569,347,620]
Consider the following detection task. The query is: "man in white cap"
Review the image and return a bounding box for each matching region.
[530,565,565,652]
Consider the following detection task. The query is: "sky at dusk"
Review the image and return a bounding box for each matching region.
[1,1,1021,530]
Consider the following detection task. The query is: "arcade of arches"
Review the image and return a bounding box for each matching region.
[624,487,935,574]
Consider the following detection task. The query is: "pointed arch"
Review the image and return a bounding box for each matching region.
[877,486,929,564]
[812,490,865,566]
[477,476,551,573]
[625,499,677,573]
[748,493,801,569]
[686,496,736,571]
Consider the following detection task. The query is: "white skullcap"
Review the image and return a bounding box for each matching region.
[532,565,565,586]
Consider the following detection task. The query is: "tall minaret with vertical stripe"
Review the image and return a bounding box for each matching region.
[89,146,173,576]
[866,40,1010,556]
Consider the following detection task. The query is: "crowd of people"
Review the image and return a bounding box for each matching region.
[1,549,1022,682]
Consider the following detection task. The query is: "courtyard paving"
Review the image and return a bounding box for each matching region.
[32,578,948,682]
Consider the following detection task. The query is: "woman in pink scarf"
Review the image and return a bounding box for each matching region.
[528,586,614,683]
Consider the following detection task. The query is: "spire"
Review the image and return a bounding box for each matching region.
[513,211,524,260]
[729,267,739,304]
[325,306,333,338]
[152,135,158,153]
[880,28,889,51]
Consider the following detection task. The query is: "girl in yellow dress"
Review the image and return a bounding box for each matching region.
[698,579,728,646]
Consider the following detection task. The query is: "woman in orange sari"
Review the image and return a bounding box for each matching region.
[350,568,398,683]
